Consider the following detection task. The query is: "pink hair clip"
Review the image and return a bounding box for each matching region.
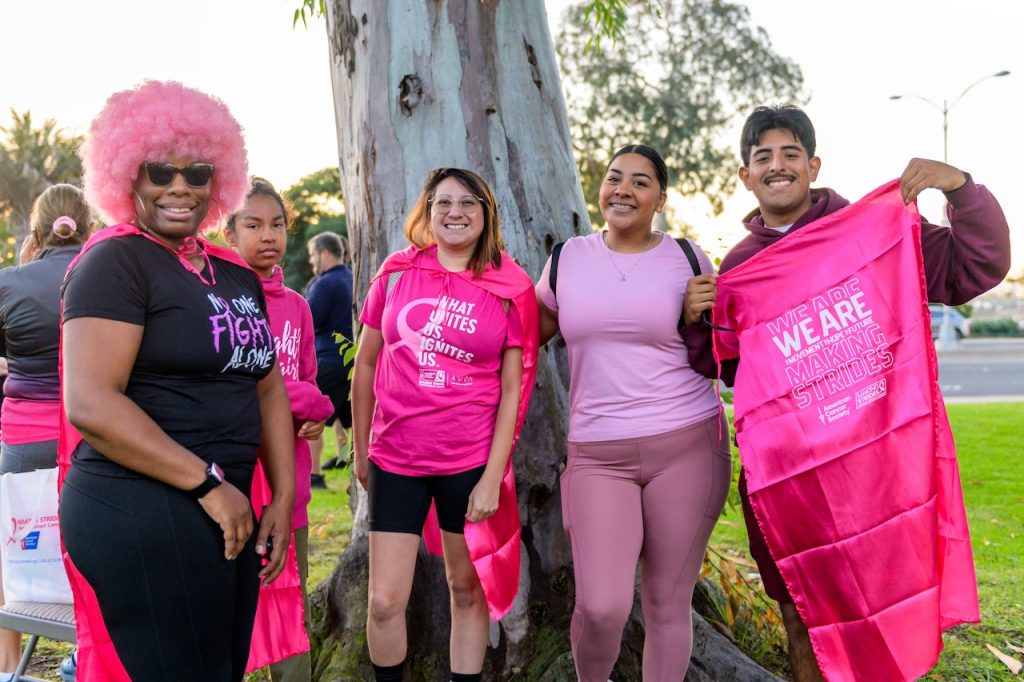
[52,216,77,238]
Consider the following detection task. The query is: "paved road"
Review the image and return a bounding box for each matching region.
[937,338,1024,401]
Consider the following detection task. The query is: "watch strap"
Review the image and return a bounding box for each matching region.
[188,462,224,499]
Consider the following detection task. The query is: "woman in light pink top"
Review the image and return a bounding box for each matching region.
[535,144,730,681]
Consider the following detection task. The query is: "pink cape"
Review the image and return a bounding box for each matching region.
[372,245,540,620]
[245,465,308,672]
[712,181,979,681]
[57,224,305,680]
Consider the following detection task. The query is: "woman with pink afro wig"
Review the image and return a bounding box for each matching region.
[79,79,249,230]
[58,81,296,682]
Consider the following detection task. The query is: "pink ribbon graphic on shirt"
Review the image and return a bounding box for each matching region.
[389,297,440,352]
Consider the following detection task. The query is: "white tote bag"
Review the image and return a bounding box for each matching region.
[0,467,73,604]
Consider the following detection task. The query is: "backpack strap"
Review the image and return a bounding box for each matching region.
[385,270,403,296]
[549,241,566,297]
[675,238,700,331]
[675,237,701,276]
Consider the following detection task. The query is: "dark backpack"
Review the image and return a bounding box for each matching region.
[548,237,702,331]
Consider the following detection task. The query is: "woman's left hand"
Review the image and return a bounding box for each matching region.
[298,420,325,441]
[466,475,501,523]
[256,499,292,583]
[683,274,717,326]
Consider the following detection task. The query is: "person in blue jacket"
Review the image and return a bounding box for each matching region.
[305,232,354,484]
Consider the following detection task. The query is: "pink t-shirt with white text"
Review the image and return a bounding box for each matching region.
[536,232,719,442]
[360,253,523,476]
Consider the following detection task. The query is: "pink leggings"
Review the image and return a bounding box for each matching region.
[561,413,731,682]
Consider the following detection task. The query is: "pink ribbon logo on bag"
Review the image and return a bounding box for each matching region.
[5,516,29,546]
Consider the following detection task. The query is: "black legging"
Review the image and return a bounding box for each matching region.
[60,465,260,682]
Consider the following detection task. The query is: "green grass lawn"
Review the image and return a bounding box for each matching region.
[708,402,1024,681]
[927,403,1024,681]
[306,430,355,589]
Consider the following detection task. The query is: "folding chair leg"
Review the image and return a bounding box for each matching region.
[13,634,37,679]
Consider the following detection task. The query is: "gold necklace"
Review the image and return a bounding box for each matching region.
[604,231,656,282]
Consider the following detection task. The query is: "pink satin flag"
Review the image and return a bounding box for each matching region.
[712,181,979,681]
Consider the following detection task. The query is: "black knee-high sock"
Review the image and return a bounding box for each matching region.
[372,660,405,681]
[450,673,482,682]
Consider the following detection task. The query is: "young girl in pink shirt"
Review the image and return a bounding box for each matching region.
[352,168,538,682]
[225,178,334,681]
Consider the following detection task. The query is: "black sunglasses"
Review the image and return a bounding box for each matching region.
[143,162,215,188]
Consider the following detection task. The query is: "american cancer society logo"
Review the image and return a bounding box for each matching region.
[5,517,42,550]
[20,530,40,550]
[419,368,446,388]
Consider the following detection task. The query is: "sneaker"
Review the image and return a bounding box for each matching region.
[322,455,349,470]
[60,651,77,681]
[310,474,328,490]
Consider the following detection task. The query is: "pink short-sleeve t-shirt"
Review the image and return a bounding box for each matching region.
[360,252,523,476]
[536,232,719,443]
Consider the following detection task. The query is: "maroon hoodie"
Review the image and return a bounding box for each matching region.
[685,176,1011,384]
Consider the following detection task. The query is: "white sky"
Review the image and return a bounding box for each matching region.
[2,0,1021,276]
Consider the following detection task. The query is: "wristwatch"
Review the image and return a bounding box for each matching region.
[189,462,224,499]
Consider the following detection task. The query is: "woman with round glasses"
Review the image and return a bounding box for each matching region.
[351,168,538,682]
[59,80,295,682]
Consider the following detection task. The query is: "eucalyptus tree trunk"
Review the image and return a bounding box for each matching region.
[312,2,780,680]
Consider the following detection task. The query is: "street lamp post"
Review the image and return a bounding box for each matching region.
[890,70,1011,351]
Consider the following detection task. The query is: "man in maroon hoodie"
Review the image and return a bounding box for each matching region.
[682,105,1010,681]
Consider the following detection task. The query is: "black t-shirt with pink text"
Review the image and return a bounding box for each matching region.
[62,235,275,477]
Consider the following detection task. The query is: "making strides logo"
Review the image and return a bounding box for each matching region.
[208,294,276,372]
[5,514,56,549]
[391,295,480,389]
[768,277,892,422]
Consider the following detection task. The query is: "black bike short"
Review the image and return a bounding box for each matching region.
[367,461,486,535]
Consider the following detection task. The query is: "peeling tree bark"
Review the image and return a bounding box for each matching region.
[314,2,783,680]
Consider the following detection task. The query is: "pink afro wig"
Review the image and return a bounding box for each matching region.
[79,80,248,231]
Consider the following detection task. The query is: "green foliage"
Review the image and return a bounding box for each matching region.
[293,0,326,29]
[970,318,1023,337]
[0,109,83,247]
[0,215,16,268]
[557,0,805,227]
[334,336,358,382]
[282,166,347,292]
[700,548,788,673]
[581,0,630,48]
